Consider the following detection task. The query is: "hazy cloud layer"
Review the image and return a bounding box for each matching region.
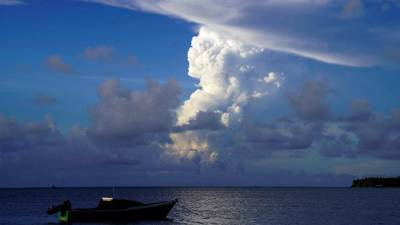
[86,0,400,66]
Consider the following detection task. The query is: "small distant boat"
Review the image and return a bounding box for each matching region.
[47,197,178,223]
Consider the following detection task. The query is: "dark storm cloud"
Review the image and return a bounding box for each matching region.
[44,55,73,75]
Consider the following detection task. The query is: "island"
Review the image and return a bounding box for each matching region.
[351,177,400,188]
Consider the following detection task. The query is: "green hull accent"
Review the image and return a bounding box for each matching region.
[58,210,69,223]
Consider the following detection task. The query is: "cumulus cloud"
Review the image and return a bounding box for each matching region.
[0,114,62,152]
[82,0,400,168]
[84,45,114,60]
[86,0,400,66]
[2,78,400,186]
[87,79,180,146]
[44,55,73,75]
[164,27,283,163]
[177,27,282,127]
[164,131,218,164]
[0,80,192,186]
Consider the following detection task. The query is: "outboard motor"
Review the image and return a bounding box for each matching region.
[47,200,71,215]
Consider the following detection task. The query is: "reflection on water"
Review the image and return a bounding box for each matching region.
[0,187,399,225]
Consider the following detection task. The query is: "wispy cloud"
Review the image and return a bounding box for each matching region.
[0,0,25,6]
[34,94,57,106]
[84,45,114,60]
[44,55,74,75]
[87,0,400,67]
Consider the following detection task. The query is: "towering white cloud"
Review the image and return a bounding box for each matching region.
[166,28,282,163]
[177,27,281,127]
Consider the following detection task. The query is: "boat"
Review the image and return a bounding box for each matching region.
[47,197,178,223]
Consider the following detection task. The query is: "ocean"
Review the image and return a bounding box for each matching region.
[0,187,399,225]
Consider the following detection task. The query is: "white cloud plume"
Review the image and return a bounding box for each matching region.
[164,27,283,163]
[177,27,282,127]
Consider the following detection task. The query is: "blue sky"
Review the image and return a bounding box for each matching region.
[1,0,195,130]
[1,0,400,187]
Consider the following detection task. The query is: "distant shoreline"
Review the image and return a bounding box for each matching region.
[351,177,400,188]
[0,186,349,189]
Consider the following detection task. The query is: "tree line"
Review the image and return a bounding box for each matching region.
[351,177,400,187]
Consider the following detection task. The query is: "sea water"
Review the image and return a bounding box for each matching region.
[0,187,399,225]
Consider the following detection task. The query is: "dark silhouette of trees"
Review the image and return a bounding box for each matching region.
[351,177,400,188]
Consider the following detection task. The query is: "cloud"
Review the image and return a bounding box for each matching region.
[177,27,282,127]
[341,0,365,18]
[34,94,56,106]
[242,119,316,152]
[334,160,400,176]
[346,100,373,122]
[342,107,400,159]
[86,0,400,66]
[0,0,24,6]
[164,131,218,164]
[164,28,282,163]
[0,114,62,153]
[44,55,73,75]
[2,78,400,186]
[126,54,140,66]
[84,45,114,60]
[87,79,180,146]
[287,80,331,121]
[0,80,193,186]
[176,111,224,131]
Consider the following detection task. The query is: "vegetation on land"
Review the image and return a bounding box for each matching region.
[351,177,400,187]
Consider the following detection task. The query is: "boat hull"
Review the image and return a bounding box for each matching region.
[66,199,177,222]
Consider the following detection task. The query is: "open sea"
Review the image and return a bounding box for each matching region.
[0,187,399,225]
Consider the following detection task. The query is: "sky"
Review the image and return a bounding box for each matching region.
[1,0,400,187]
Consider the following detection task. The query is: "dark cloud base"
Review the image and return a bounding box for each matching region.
[1,79,399,187]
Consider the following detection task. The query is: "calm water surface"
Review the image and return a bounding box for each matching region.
[0,187,399,225]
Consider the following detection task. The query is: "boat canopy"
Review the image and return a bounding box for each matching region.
[96,198,145,210]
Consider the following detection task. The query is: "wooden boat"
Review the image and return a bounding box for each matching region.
[47,197,178,223]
